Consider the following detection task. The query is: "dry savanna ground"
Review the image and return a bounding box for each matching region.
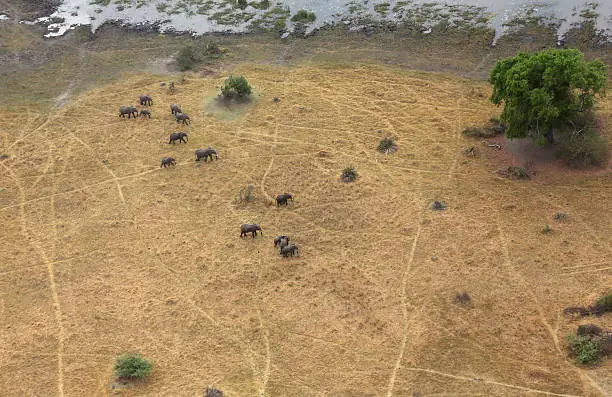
[0,64,610,397]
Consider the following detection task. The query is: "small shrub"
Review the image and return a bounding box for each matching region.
[221,75,252,100]
[577,324,602,337]
[291,9,316,23]
[462,126,499,138]
[567,335,601,365]
[114,353,152,380]
[378,137,397,154]
[237,184,255,203]
[454,292,471,305]
[236,0,248,9]
[341,166,358,183]
[175,41,224,71]
[557,130,610,168]
[553,212,568,221]
[431,201,446,210]
[205,386,225,397]
[497,166,530,180]
[594,294,612,313]
[176,45,198,71]
[542,224,552,234]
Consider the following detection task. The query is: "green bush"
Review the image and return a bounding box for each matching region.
[557,130,610,168]
[115,353,152,380]
[567,335,601,365]
[378,137,397,153]
[221,75,252,100]
[341,166,358,183]
[175,41,224,71]
[291,9,316,23]
[594,294,612,313]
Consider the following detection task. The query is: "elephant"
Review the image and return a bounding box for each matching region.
[170,104,182,115]
[195,148,218,162]
[169,132,188,144]
[240,224,262,238]
[274,235,290,248]
[139,109,151,118]
[160,157,176,168]
[119,106,138,118]
[176,113,190,125]
[276,193,293,206]
[280,244,299,257]
[139,95,153,106]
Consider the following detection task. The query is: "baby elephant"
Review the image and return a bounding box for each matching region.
[160,157,176,168]
[119,106,138,118]
[139,95,153,106]
[274,235,290,248]
[276,193,293,206]
[280,244,299,257]
[170,104,182,115]
[195,148,218,162]
[176,113,190,125]
[169,132,188,144]
[139,109,151,118]
[241,224,262,238]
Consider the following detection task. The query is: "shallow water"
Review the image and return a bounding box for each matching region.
[22,0,612,44]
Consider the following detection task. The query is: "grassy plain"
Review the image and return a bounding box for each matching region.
[0,20,611,397]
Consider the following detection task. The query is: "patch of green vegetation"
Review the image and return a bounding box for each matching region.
[274,18,287,31]
[291,9,316,23]
[594,294,612,313]
[115,353,152,380]
[249,5,290,31]
[341,166,358,183]
[374,3,390,16]
[221,75,252,99]
[556,128,610,168]
[567,335,601,365]
[250,0,270,10]
[197,1,215,14]
[175,41,225,71]
[210,8,247,25]
[156,3,169,13]
[377,137,396,153]
[90,0,111,5]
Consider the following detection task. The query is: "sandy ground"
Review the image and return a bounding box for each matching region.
[0,64,610,397]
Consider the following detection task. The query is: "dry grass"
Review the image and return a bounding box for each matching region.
[0,64,611,397]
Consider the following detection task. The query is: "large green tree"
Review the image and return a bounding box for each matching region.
[489,49,607,144]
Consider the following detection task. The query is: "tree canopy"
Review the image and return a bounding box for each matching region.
[489,49,607,144]
[221,75,252,100]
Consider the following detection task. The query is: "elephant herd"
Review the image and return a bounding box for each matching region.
[240,227,299,257]
[121,93,299,258]
[119,95,190,124]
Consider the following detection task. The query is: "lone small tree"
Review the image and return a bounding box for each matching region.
[115,353,152,381]
[489,49,607,145]
[221,75,252,100]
